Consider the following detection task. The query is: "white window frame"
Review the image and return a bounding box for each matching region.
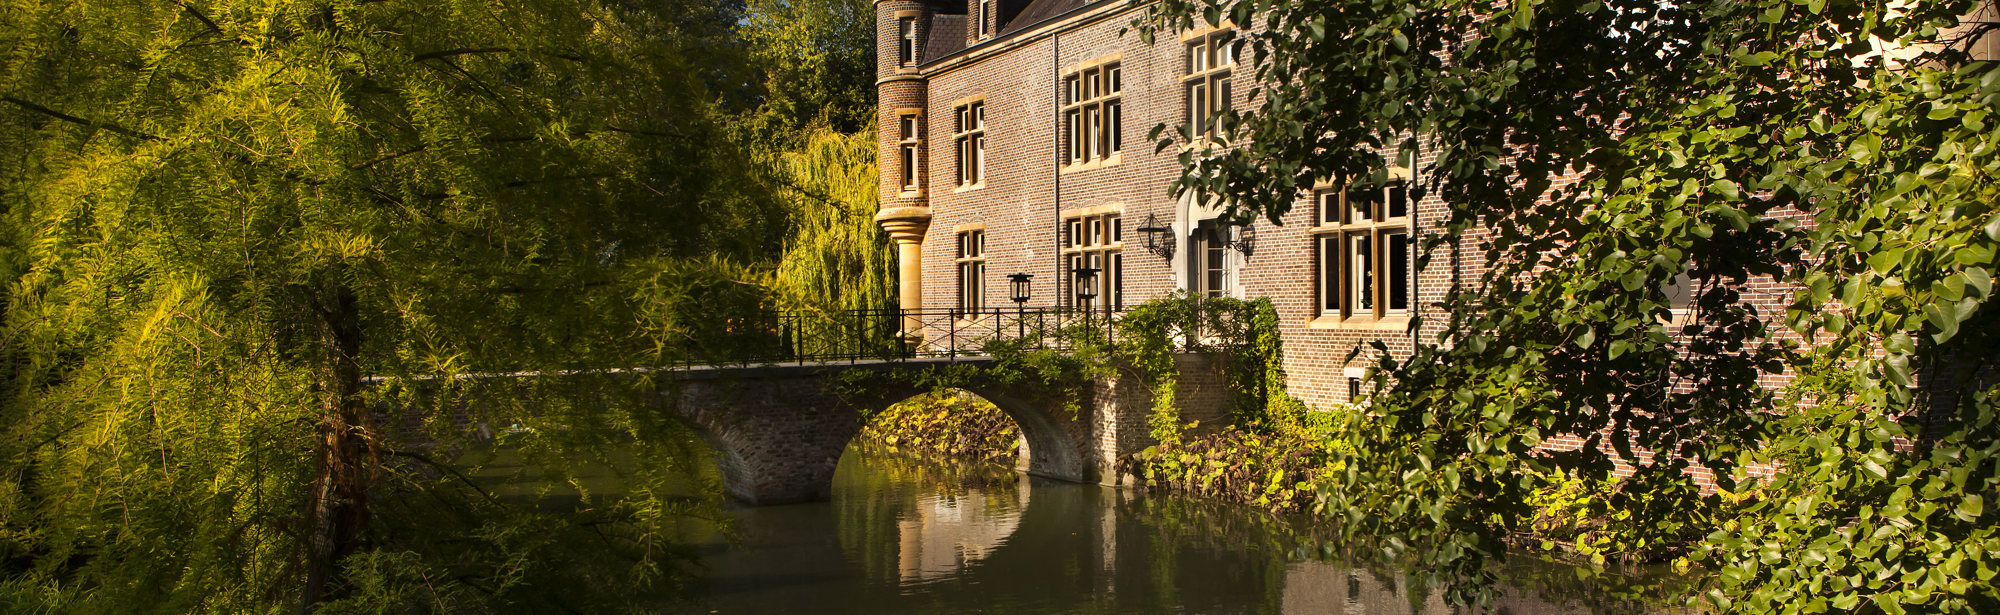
[953,101,986,189]
[1062,212,1123,310]
[1312,168,1414,327]
[897,112,923,194]
[956,229,987,313]
[1183,30,1234,141]
[1191,218,1233,298]
[899,17,918,66]
[1062,62,1122,169]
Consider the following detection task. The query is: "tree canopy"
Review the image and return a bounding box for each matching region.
[734,0,878,147]
[0,0,788,611]
[1138,0,2000,611]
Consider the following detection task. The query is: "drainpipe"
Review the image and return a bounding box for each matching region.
[1052,31,1062,310]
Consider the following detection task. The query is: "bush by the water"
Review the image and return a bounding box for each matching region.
[1130,412,1715,566]
[1130,429,1340,511]
[858,392,1019,465]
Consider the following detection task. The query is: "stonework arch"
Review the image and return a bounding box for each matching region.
[663,355,1231,505]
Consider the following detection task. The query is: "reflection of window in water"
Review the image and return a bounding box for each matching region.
[896,481,1029,583]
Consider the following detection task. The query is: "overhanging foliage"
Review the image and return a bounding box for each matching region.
[1135,0,2000,610]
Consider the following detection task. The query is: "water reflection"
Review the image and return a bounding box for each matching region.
[689,446,1671,614]
[893,485,1026,583]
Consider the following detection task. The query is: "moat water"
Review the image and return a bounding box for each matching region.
[684,446,1679,614]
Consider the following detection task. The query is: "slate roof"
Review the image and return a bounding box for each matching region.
[926,15,967,61]
[998,0,1100,36]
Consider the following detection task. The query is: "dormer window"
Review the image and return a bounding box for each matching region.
[977,0,994,37]
[899,17,918,66]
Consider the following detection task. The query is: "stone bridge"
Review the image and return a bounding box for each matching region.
[665,354,1234,505]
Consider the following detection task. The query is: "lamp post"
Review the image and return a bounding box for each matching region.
[1007,272,1033,338]
[1072,266,1099,310]
[1009,272,1033,306]
[1072,266,1100,341]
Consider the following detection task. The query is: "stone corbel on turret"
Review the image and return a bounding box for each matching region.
[876,206,933,340]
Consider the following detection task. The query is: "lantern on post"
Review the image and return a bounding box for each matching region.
[1008,272,1033,307]
[1007,272,1033,338]
[1072,266,1099,310]
[1072,265,1101,336]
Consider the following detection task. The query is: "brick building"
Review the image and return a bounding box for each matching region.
[873,0,1461,411]
[871,0,1999,420]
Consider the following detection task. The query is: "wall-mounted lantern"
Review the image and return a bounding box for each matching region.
[1134,214,1175,259]
[1230,222,1257,256]
[1204,219,1257,256]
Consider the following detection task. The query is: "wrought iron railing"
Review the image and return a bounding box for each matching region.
[667,299,1251,368]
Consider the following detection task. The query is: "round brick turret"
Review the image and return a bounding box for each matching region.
[877,0,934,335]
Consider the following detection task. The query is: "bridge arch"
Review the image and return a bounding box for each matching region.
[663,355,1230,505]
[946,386,1083,482]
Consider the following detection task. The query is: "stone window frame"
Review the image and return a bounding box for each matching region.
[1311,166,1414,330]
[1061,57,1123,172]
[955,227,987,314]
[896,109,924,196]
[952,98,987,190]
[1182,28,1235,142]
[1061,207,1123,310]
[898,15,919,67]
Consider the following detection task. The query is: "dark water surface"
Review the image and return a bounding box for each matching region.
[687,447,1673,614]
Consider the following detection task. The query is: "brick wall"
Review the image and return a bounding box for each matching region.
[884,0,1824,490]
[902,3,1447,410]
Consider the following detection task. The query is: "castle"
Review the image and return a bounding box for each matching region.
[870,0,1998,429]
[872,0,1466,411]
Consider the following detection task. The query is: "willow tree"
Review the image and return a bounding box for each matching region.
[0,0,780,611]
[770,127,896,315]
[1137,0,1999,611]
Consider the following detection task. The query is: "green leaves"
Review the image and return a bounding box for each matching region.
[0,0,774,610]
[1868,247,1906,274]
[1131,0,2000,610]
[1954,494,1983,522]
[1571,326,1595,350]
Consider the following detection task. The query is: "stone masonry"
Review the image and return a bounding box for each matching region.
[661,355,1231,504]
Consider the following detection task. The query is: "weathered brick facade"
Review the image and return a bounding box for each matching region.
[871,0,2000,491]
[876,0,1457,413]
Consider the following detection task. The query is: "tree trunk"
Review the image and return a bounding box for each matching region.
[298,286,373,614]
